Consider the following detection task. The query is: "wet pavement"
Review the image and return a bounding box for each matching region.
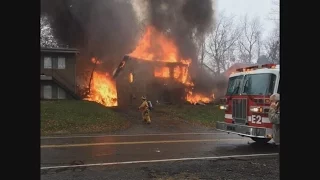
[41,156,279,180]
[41,131,279,179]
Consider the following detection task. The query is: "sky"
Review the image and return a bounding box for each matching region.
[216,0,279,40]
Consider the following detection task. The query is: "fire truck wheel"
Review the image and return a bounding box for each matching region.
[251,137,271,144]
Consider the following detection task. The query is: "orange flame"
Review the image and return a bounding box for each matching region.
[130,26,191,65]
[91,57,102,65]
[154,67,170,78]
[186,92,215,105]
[173,66,194,86]
[86,25,214,106]
[129,26,214,104]
[84,60,118,107]
[130,26,193,85]
[129,73,134,83]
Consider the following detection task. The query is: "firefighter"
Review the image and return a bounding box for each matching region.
[269,93,280,145]
[138,96,151,124]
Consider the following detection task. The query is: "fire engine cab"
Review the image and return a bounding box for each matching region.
[216,63,280,144]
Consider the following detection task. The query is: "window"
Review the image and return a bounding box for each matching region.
[242,73,276,96]
[44,56,66,69]
[52,57,58,69]
[44,57,52,69]
[129,73,134,83]
[226,75,244,95]
[57,87,66,99]
[58,57,66,69]
[277,80,280,93]
[43,85,52,99]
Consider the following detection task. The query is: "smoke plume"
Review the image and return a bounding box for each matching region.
[41,0,140,73]
[41,0,214,64]
[41,0,215,92]
[146,0,214,67]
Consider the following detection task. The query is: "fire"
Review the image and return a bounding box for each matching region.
[129,26,213,104]
[91,57,102,64]
[173,66,194,86]
[84,70,118,107]
[129,73,134,83]
[186,92,215,105]
[154,67,170,78]
[130,26,193,86]
[130,26,191,65]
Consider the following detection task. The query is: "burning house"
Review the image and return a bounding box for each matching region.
[60,26,215,108]
[41,0,216,107]
[113,55,190,107]
[110,26,214,107]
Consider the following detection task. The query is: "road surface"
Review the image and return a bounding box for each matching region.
[41,131,279,180]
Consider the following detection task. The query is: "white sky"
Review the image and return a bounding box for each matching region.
[216,0,279,39]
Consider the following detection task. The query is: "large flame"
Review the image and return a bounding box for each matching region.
[85,26,213,107]
[130,26,191,65]
[129,26,214,104]
[186,91,215,105]
[154,67,170,78]
[84,59,118,107]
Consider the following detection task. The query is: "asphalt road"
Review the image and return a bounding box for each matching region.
[41,131,279,180]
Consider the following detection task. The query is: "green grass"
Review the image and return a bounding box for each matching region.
[154,104,225,127]
[41,100,130,136]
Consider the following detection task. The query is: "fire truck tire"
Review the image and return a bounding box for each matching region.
[251,137,271,144]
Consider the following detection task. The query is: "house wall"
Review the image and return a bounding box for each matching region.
[40,52,77,93]
[116,60,187,108]
[116,60,149,107]
[40,81,74,100]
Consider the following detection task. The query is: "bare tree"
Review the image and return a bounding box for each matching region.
[265,24,279,63]
[268,0,280,22]
[265,0,280,63]
[237,15,263,64]
[256,31,262,58]
[206,13,242,74]
[197,35,207,69]
[40,16,59,48]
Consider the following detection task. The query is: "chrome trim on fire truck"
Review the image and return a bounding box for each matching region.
[232,98,247,124]
[215,121,272,138]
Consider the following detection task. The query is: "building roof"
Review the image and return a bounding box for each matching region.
[125,55,188,66]
[112,55,188,79]
[41,47,79,54]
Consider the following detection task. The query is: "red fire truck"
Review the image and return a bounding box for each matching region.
[216,64,280,144]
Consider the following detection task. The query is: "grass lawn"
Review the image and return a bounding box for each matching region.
[41,100,130,136]
[154,104,225,127]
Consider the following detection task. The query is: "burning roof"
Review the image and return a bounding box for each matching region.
[84,25,215,107]
[112,55,188,80]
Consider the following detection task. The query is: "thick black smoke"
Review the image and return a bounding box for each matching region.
[146,0,214,78]
[149,0,213,58]
[41,0,216,101]
[41,0,139,73]
[41,0,214,81]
